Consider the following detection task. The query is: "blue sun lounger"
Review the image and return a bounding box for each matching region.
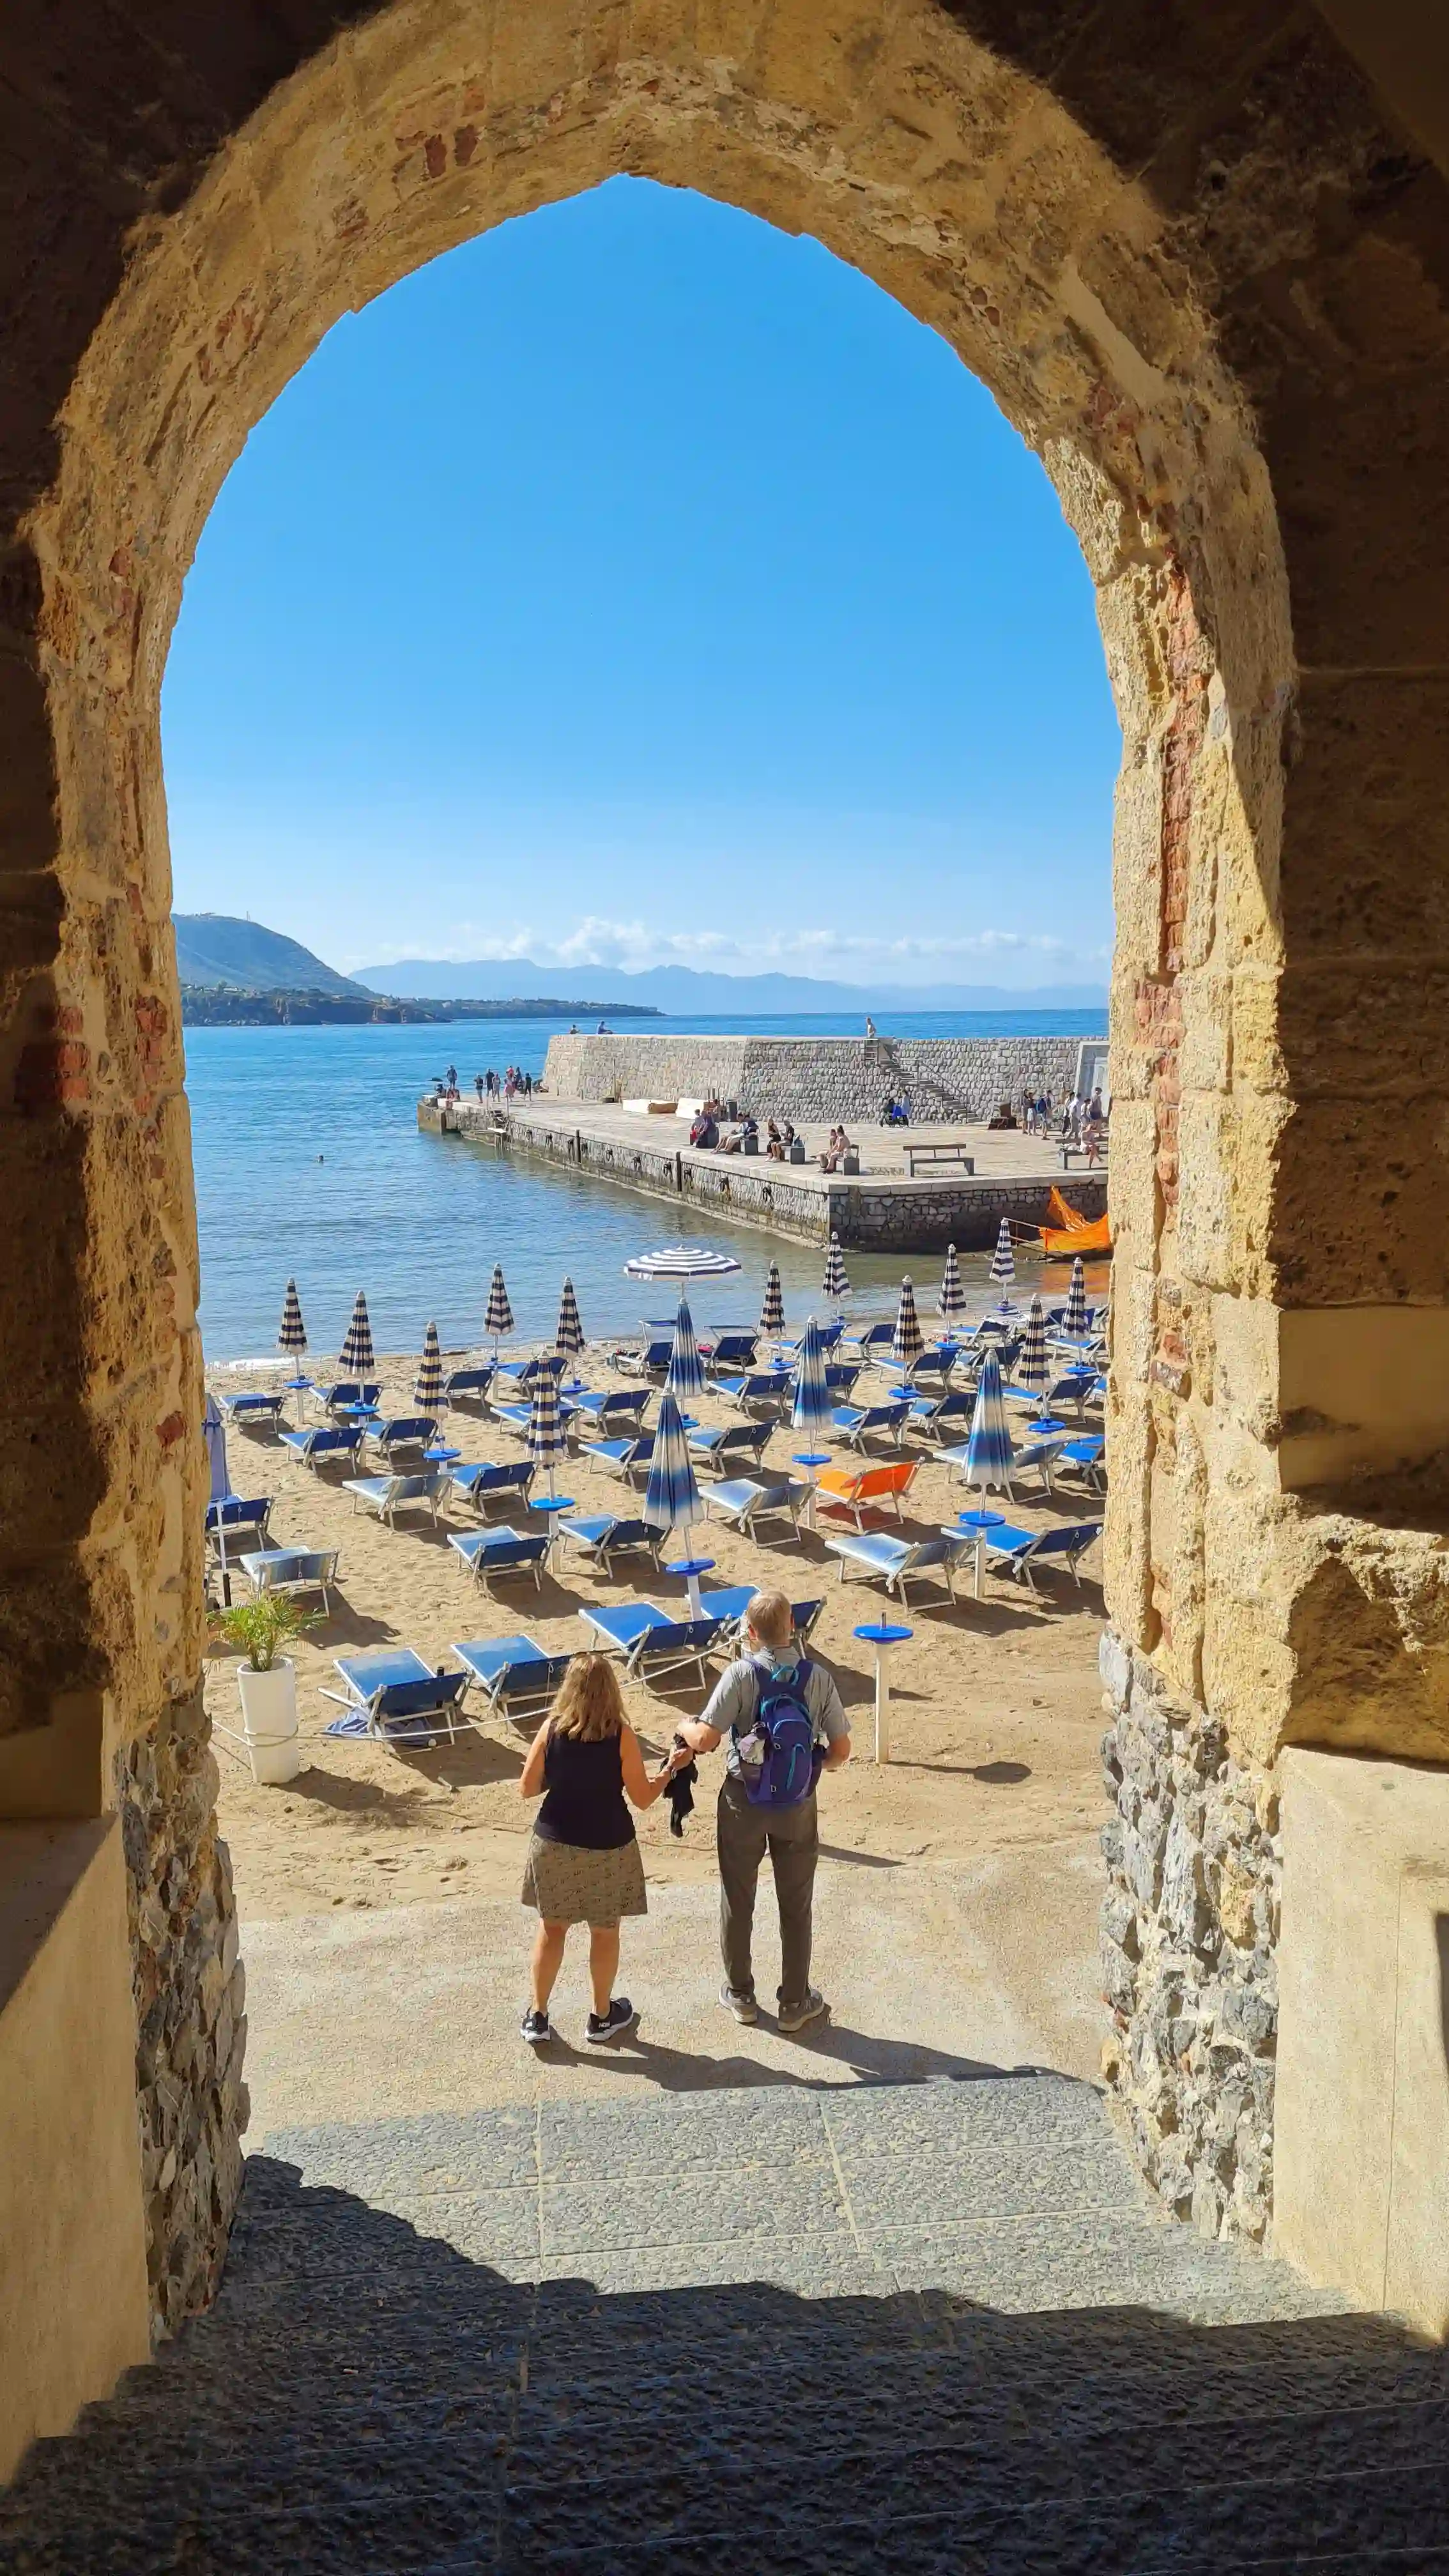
[554,1515,664,1578]
[698,1589,825,1645]
[831,1398,911,1453]
[824,1529,969,1607]
[702,1478,807,1540]
[450,1634,576,1726]
[206,1496,273,1555]
[845,1320,896,1364]
[569,1387,650,1437]
[781,1318,847,1358]
[610,1336,673,1379]
[323,1647,471,1747]
[907,1388,975,1445]
[494,1353,567,1392]
[579,1432,656,1485]
[876,1344,959,1396]
[982,1521,1103,1593]
[1053,1435,1106,1494]
[314,1381,381,1419]
[703,1329,760,1373]
[448,1526,549,1591]
[279,1425,364,1471]
[715,1370,790,1417]
[450,1460,535,1516]
[441,1364,494,1409]
[238,1547,340,1611]
[578,1603,727,1690]
[218,1391,287,1432]
[366,1415,438,1462]
[342,1471,451,1528]
[686,1420,771,1477]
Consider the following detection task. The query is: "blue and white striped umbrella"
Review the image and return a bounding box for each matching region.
[665,1295,706,1404]
[484,1265,514,1349]
[892,1276,924,1369]
[937,1242,966,1324]
[339,1290,375,1376]
[822,1234,850,1305]
[277,1278,307,1353]
[760,1262,785,1340]
[1064,1256,1088,1338]
[989,1220,1016,1297]
[963,1347,1015,1495]
[555,1276,585,1358]
[791,1315,834,1443]
[415,1321,444,1413]
[642,1389,702,1537]
[624,1244,742,1282]
[1018,1294,1048,1395]
[526,1361,569,1497]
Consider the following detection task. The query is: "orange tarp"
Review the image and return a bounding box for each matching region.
[1040,1187,1112,1258]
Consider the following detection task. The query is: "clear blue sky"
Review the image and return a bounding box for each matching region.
[162,178,1118,992]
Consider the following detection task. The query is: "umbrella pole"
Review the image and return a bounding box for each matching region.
[217,1515,231,1610]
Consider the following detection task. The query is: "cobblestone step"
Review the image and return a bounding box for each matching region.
[1,2074,1446,2572]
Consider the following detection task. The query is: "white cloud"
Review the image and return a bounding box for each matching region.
[353,916,1107,981]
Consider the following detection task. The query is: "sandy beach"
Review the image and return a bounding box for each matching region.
[208,1345,1107,1971]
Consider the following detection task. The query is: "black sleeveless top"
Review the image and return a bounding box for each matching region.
[535,1728,634,1850]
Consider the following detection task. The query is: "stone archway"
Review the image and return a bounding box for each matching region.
[3,0,1449,2430]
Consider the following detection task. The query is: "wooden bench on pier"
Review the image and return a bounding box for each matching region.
[902,1141,976,1178]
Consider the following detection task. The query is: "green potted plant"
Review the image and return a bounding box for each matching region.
[215,1593,316,1785]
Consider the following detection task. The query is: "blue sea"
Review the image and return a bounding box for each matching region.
[187,1010,1107,1360]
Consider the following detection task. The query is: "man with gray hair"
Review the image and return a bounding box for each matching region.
[674,1590,850,2032]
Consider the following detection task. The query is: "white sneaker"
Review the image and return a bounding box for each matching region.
[777,1989,827,2034]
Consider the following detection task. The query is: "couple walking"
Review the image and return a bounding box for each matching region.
[519,1591,851,2044]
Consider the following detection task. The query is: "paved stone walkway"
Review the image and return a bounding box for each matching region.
[4,2074,1448,2571]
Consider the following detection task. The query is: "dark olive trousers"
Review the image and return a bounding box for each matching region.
[716,1774,819,2010]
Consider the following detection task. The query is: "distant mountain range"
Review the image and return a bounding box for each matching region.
[355,956,1108,1013]
[174,914,366,997]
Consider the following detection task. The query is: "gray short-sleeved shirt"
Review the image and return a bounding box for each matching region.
[699,1646,849,1780]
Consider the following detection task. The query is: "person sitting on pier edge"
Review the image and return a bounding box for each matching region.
[719,1114,756,1155]
[819,1125,852,1172]
[689,1110,719,1149]
[764,1119,786,1162]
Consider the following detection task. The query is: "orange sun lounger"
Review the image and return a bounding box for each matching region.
[815,1459,919,1530]
[1039,1187,1112,1259]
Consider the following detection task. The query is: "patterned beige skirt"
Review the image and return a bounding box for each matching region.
[521,1831,648,1926]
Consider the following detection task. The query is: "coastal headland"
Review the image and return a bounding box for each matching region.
[420,1031,1107,1253]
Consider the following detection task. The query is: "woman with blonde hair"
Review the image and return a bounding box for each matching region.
[518,1652,683,2046]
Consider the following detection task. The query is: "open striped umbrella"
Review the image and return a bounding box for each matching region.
[1064,1256,1088,1338]
[989,1220,1016,1299]
[415,1321,444,1414]
[624,1245,742,1282]
[937,1242,966,1326]
[1018,1295,1048,1395]
[277,1278,307,1353]
[339,1290,375,1376]
[822,1234,850,1305]
[892,1276,923,1369]
[791,1315,833,1444]
[526,1362,569,1498]
[665,1294,706,1404]
[760,1262,785,1340]
[484,1265,514,1352]
[963,1347,1015,1496]
[555,1276,585,1358]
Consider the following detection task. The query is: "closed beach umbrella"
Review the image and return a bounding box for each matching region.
[760,1261,785,1340]
[277,1278,307,1353]
[989,1219,1016,1300]
[666,1294,706,1405]
[484,1264,514,1352]
[1064,1256,1088,1338]
[555,1275,586,1358]
[202,1391,233,1606]
[892,1276,923,1370]
[937,1242,966,1326]
[339,1289,375,1377]
[822,1234,850,1305]
[526,1363,568,1498]
[1018,1294,1048,1395]
[964,1347,1015,1496]
[415,1321,444,1414]
[643,1390,705,1613]
[791,1315,833,1444]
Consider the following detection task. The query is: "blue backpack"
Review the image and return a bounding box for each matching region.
[740,1657,820,1809]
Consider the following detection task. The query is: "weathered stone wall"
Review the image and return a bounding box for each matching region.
[544,1032,1092,1123]
[3,0,1449,2344]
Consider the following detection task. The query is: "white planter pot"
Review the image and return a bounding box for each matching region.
[235,1655,302,1787]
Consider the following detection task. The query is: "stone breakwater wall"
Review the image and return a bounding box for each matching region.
[422,1100,1105,1252]
[543,1032,1097,1124]
[1098,1632,1279,2248]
